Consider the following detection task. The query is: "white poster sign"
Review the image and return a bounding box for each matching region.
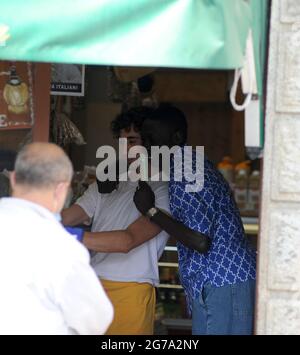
[51,64,85,96]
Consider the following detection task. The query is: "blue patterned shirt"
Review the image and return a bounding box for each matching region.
[169,148,256,311]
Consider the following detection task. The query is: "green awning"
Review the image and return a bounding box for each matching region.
[0,0,252,69]
[251,0,269,146]
[251,0,269,97]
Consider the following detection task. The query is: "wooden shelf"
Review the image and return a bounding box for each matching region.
[158,262,179,268]
[242,217,259,235]
[164,246,177,252]
[0,125,32,131]
[157,284,183,289]
[161,318,192,330]
[243,223,259,235]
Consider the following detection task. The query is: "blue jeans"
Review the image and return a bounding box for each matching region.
[192,279,256,335]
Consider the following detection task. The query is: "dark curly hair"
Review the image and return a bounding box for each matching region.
[110,106,154,138]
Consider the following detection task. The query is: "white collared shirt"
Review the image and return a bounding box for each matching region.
[0,197,113,335]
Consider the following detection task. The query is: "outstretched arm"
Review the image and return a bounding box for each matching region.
[62,180,165,253]
[83,216,162,253]
[62,204,90,226]
[133,181,210,254]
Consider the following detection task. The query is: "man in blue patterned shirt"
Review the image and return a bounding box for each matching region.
[133,105,256,335]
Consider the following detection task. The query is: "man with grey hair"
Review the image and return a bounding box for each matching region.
[0,142,113,335]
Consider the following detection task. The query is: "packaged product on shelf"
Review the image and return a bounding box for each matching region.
[234,161,250,213]
[179,293,189,319]
[160,267,171,284]
[247,170,260,216]
[169,290,177,303]
[84,165,97,185]
[155,299,165,320]
[217,156,234,189]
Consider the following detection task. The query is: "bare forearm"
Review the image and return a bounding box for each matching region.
[83,216,162,253]
[83,231,133,253]
[133,181,210,253]
[151,210,211,253]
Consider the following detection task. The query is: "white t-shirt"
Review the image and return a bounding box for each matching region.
[76,180,169,286]
[0,198,113,335]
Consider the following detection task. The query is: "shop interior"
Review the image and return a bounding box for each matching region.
[0,63,261,334]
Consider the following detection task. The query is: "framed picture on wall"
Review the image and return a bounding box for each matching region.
[51,64,85,96]
[0,61,34,130]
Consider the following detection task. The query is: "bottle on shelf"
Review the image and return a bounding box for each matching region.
[179,292,189,319]
[217,156,234,189]
[169,273,178,302]
[234,161,250,214]
[247,170,260,216]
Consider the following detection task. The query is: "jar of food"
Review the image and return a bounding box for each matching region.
[218,156,234,187]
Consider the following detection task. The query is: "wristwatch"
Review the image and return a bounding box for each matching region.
[146,207,159,219]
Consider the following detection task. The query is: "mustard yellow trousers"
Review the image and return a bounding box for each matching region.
[101,279,156,335]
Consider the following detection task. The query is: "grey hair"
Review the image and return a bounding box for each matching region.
[14,144,73,188]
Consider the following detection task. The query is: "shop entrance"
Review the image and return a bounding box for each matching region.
[0,0,269,336]
[0,64,261,334]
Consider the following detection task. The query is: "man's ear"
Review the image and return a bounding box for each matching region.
[9,171,16,190]
[54,181,71,212]
[55,182,69,197]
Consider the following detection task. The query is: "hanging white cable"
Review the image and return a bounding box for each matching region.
[230,68,253,111]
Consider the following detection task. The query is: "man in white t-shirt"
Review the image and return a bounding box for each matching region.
[62,107,169,335]
[0,143,113,335]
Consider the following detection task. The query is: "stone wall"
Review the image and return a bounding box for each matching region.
[256,0,300,335]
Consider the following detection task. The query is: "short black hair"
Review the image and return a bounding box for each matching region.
[111,106,155,138]
[0,149,16,171]
[148,104,188,145]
